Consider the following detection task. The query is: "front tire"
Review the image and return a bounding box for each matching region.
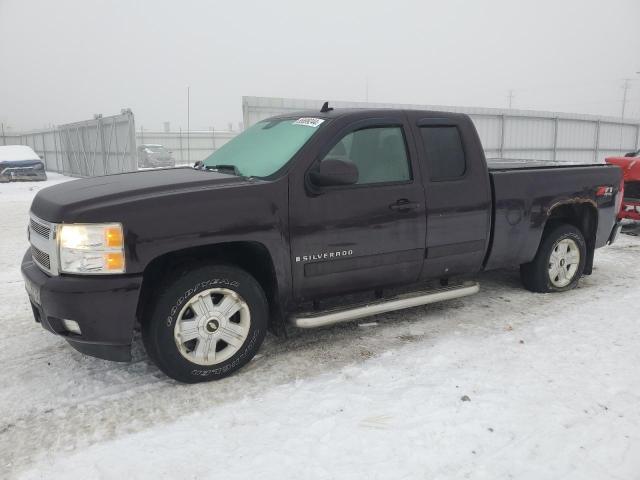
[142,263,268,383]
[520,224,586,293]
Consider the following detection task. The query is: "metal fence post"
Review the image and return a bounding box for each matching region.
[594,120,601,162]
[499,115,505,159]
[40,131,47,167]
[552,117,559,162]
[98,116,108,175]
[61,129,69,176]
[52,127,58,173]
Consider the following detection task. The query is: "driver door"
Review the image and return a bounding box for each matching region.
[289,115,426,301]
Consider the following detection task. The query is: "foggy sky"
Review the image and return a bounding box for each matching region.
[1,0,639,132]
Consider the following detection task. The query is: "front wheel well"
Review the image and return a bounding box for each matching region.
[136,242,282,333]
[545,202,598,274]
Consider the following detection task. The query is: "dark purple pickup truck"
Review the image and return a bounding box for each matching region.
[21,107,622,382]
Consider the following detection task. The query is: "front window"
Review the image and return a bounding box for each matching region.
[203,117,325,177]
[322,126,411,184]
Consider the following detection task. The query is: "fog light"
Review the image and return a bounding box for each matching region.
[62,319,81,335]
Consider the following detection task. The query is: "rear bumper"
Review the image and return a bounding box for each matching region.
[20,249,143,362]
[607,221,623,245]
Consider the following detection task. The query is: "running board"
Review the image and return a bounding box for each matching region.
[290,281,480,329]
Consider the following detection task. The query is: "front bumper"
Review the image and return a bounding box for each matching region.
[1,169,47,182]
[20,249,143,362]
[619,200,640,221]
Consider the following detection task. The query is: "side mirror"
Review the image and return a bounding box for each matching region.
[193,160,204,169]
[309,159,358,187]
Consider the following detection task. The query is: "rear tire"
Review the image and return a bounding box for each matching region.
[520,224,586,293]
[142,263,268,383]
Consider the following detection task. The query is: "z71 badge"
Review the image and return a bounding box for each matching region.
[295,249,354,263]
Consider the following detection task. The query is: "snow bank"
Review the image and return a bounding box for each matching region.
[1,174,639,480]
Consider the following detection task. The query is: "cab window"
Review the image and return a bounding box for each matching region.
[420,126,466,180]
[323,127,411,185]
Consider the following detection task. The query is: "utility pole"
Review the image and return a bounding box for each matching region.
[365,77,369,102]
[621,79,631,119]
[507,90,515,109]
[187,85,191,164]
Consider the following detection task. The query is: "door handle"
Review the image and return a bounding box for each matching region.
[389,199,420,212]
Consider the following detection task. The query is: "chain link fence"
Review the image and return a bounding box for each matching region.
[1,114,238,175]
[1,110,137,176]
[136,128,237,166]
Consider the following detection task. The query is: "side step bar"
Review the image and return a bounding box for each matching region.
[290,281,480,329]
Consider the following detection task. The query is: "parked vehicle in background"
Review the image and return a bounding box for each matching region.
[0,145,47,183]
[137,144,175,168]
[606,154,640,221]
[22,107,622,383]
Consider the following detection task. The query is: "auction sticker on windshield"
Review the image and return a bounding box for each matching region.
[293,118,325,128]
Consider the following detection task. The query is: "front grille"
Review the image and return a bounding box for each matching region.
[624,181,640,201]
[31,245,51,270]
[30,218,51,238]
[29,213,58,275]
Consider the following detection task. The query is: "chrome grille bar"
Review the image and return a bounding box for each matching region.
[29,218,51,238]
[28,213,59,276]
[31,245,51,270]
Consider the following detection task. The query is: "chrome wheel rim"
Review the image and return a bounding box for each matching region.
[174,288,250,366]
[548,238,580,288]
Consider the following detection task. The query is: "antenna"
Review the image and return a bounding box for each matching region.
[320,101,333,113]
[621,79,631,119]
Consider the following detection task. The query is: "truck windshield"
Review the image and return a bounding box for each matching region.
[203,117,325,177]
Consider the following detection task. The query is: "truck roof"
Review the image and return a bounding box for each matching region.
[269,108,467,121]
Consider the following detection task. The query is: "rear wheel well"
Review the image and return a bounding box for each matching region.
[136,242,282,333]
[545,202,598,274]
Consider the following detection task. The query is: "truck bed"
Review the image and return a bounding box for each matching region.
[484,161,621,271]
[487,158,604,171]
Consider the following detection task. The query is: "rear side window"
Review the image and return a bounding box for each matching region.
[420,126,466,180]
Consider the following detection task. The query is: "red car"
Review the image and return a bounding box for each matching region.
[606,152,640,221]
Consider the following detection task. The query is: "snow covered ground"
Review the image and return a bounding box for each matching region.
[1,174,639,480]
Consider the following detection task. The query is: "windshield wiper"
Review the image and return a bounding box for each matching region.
[194,161,242,176]
[207,164,242,176]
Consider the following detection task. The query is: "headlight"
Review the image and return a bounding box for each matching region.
[58,223,125,274]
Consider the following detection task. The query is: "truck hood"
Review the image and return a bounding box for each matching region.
[31,167,248,222]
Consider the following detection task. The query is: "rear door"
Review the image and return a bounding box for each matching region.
[407,113,492,279]
[289,114,427,301]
